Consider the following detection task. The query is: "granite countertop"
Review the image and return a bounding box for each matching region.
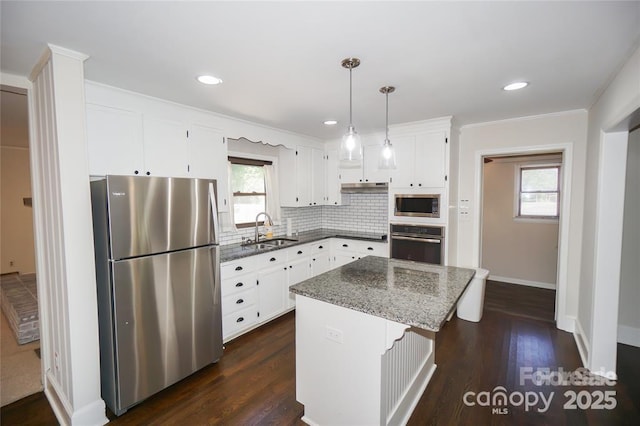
[289,256,476,332]
[220,228,387,263]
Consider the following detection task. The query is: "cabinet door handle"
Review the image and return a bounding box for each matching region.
[236,317,244,323]
[235,266,243,271]
[297,250,303,255]
[146,171,150,176]
[235,282,244,287]
[319,245,323,249]
[410,183,413,187]
[418,183,422,187]
[134,170,139,175]
[367,247,374,251]
[270,257,276,262]
[236,299,244,304]
[342,244,348,247]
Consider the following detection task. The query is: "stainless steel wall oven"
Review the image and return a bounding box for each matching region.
[390,223,445,265]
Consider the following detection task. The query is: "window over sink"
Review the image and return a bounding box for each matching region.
[229,156,272,227]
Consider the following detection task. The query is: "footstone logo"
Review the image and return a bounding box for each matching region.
[462,367,617,414]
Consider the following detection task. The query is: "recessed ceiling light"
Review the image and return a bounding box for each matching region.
[197,75,223,85]
[324,120,338,125]
[503,81,529,91]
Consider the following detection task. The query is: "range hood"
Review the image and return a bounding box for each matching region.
[340,182,389,194]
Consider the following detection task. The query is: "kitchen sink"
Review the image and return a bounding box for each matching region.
[247,238,298,249]
[263,238,297,246]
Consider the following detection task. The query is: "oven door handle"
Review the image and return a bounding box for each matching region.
[392,235,441,244]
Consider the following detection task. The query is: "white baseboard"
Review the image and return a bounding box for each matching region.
[573,320,590,369]
[617,324,640,347]
[488,275,556,290]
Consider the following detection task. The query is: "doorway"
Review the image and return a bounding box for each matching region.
[480,152,562,322]
[0,85,42,406]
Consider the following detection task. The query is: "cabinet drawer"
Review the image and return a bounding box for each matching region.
[254,250,287,268]
[223,306,258,339]
[290,243,312,258]
[357,241,388,258]
[311,241,329,254]
[221,258,255,279]
[221,273,256,296]
[222,288,257,316]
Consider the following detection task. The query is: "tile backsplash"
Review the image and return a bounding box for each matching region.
[219,193,388,245]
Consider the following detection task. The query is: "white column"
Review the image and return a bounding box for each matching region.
[29,44,107,425]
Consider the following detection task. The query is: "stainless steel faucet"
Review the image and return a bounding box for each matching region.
[255,212,273,243]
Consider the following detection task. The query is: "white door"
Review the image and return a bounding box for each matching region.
[296,146,312,206]
[189,124,229,212]
[325,150,341,205]
[143,116,189,177]
[287,256,311,308]
[414,131,446,188]
[390,135,415,188]
[257,266,286,321]
[86,104,144,176]
[311,148,325,205]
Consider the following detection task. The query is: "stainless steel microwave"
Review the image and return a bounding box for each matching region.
[394,194,440,218]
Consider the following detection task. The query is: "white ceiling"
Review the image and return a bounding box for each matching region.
[1,1,639,141]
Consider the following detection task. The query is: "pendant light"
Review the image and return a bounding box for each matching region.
[379,86,396,169]
[339,58,363,167]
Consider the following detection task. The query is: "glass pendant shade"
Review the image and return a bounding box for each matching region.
[340,125,363,167]
[379,139,396,169]
[339,58,363,167]
[378,86,396,169]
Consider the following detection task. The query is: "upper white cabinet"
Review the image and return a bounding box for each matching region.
[85,97,230,211]
[325,150,341,206]
[279,145,325,207]
[142,115,189,178]
[86,104,144,176]
[188,124,229,212]
[390,131,447,189]
[338,144,389,184]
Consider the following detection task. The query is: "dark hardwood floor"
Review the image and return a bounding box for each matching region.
[2,284,638,425]
[484,279,556,323]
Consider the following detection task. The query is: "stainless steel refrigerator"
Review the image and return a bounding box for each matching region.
[90,175,223,415]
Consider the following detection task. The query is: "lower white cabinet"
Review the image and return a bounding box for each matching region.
[310,242,331,276]
[221,237,389,341]
[287,256,312,308]
[257,264,287,322]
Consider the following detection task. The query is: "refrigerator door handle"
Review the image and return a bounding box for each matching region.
[209,182,220,244]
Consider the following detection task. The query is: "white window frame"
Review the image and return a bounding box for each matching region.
[514,162,561,222]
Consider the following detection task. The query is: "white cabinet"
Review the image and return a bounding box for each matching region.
[330,238,389,269]
[286,244,312,308]
[279,145,325,207]
[390,131,447,189]
[221,258,259,341]
[86,104,144,176]
[325,150,342,206]
[311,148,325,206]
[142,115,189,177]
[188,124,229,212]
[310,242,331,276]
[257,264,287,322]
[339,145,389,184]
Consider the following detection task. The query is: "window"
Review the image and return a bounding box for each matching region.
[517,165,560,218]
[229,156,272,227]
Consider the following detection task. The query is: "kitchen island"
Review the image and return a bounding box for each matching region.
[290,256,476,426]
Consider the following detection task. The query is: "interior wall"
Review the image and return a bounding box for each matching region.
[457,110,588,331]
[578,44,640,373]
[0,147,35,274]
[481,159,559,287]
[618,128,640,347]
